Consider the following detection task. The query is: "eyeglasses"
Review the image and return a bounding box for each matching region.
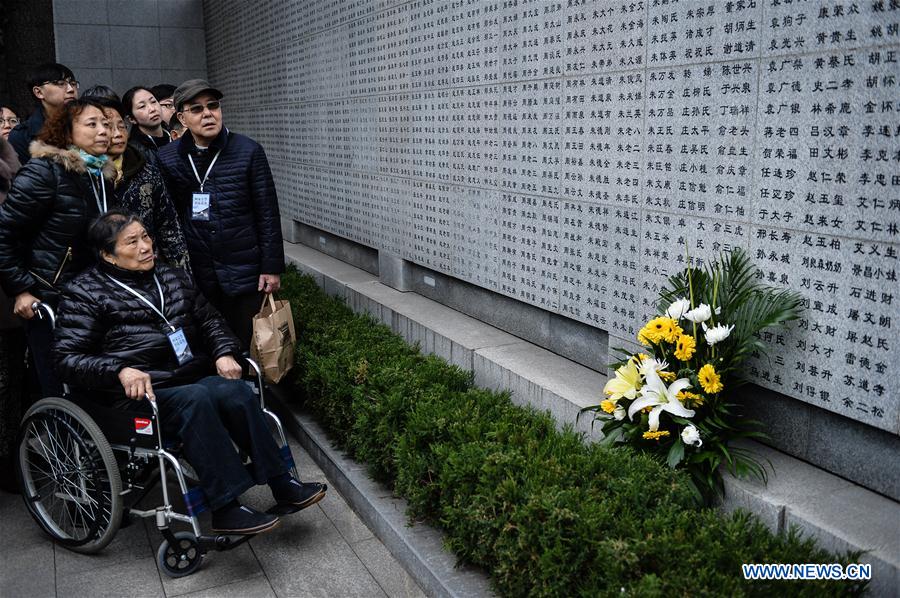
[0,118,19,126]
[41,79,79,89]
[182,101,221,115]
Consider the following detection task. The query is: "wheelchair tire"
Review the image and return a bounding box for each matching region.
[157,532,203,578]
[17,397,123,554]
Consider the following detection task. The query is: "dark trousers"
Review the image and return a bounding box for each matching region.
[149,376,287,510]
[25,317,63,398]
[0,329,26,490]
[204,285,262,350]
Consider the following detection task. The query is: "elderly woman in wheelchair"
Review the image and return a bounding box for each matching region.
[16,209,325,576]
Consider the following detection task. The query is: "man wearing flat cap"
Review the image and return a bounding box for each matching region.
[157,79,284,348]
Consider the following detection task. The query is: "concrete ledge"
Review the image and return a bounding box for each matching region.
[721,443,899,596]
[284,241,900,597]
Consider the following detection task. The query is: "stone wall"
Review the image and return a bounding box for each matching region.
[52,0,206,95]
[205,0,899,443]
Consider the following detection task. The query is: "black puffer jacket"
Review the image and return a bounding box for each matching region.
[0,141,116,303]
[157,128,284,296]
[54,261,241,398]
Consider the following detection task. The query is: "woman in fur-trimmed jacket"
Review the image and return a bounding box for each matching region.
[0,98,114,396]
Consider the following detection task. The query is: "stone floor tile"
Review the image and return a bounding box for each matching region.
[0,542,56,597]
[352,537,426,598]
[175,575,276,598]
[54,514,153,575]
[57,553,164,598]
[256,536,388,598]
[159,543,264,598]
[319,489,375,544]
[0,496,54,554]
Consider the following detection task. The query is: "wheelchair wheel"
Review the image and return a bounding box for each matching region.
[17,397,123,553]
[157,532,203,578]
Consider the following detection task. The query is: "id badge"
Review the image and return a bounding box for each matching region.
[167,328,194,365]
[191,192,211,221]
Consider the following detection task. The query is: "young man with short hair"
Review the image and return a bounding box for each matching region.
[8,63,78,163]
[158,80,284,348]
[151,84,177,128]
[122,86,171,153]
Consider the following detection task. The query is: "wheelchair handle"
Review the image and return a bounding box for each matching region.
[31,301,57,329]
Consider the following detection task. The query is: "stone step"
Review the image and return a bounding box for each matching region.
[283,241,899,596]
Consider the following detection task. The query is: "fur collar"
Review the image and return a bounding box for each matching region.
[28,140,117,181]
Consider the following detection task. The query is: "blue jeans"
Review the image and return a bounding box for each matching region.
[148,376,287,510]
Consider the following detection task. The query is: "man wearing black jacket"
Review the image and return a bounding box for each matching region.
[8,63,78,164]
[157,80,284,347]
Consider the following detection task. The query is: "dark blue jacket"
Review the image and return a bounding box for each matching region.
[157,128,284,296]
[8,108,45,165]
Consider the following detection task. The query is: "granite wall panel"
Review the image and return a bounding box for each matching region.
[206,0,900,435]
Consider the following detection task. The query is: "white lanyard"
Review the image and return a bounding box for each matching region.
[187,149,222,192]
[88,173,107,213]
[146,130,170,146]
[105,273,175,331]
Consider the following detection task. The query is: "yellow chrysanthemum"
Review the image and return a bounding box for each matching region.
[674,334,696,361]
[600,399,617,414]
[642,430,671,441]
[638,317,680,345]
[677,390,705,407]
[658,370,676,382]
[698,364,724,394]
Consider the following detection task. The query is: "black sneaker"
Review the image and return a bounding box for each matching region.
[272,479,327,510]
[211,504,280,534]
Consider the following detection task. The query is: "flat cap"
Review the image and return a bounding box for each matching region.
[173,79,223,111]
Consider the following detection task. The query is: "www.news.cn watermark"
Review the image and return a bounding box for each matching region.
[742,563,872,581]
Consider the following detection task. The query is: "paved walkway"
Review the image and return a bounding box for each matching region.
[0,438,425,598]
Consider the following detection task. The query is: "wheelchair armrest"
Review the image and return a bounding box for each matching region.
[32,301,57,328]
[241,355,263,380]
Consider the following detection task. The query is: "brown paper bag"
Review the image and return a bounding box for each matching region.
[251,294,296,383]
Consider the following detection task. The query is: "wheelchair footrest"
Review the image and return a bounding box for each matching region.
[197,534,252,552]
[265,503,306,516]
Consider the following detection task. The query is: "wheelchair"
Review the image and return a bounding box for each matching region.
[15,303,302,578]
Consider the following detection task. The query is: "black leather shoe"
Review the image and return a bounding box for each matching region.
[272,479,327,510]
[211,504,280,534]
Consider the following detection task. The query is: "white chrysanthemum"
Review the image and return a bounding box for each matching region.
[665,298,691,320]
[703,323,735,346]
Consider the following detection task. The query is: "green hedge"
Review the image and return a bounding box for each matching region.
[281,268,866,597]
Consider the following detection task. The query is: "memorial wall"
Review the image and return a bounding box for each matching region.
[205,0,900,437]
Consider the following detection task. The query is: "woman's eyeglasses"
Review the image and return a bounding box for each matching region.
[182,101,221,115]
[0,118,20,126]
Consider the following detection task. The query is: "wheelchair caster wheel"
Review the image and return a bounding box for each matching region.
[157,532,203,578]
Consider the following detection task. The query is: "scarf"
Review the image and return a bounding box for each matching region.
[112,155,124,186]
[74,147,108,176]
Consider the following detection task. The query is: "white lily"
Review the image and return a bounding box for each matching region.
[602,359,641,402]
[683,303,713,324]
[665,297,691,320]
[681,424,703,447]
[639,357,669,378]
[703,322,735,346]
[627,368,696,432]
[613,406,626,421]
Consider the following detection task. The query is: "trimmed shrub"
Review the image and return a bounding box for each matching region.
[282,267,866,597]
